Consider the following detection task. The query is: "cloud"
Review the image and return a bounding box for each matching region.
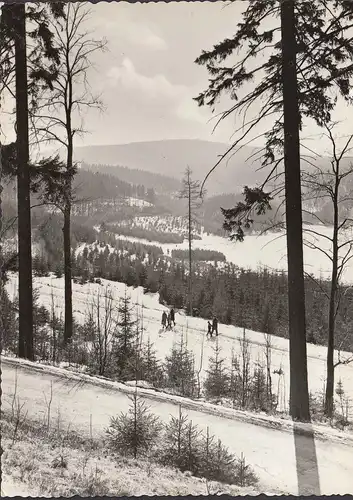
[107,58,207,124]
[107,58,182,98]
[104,17,167,51]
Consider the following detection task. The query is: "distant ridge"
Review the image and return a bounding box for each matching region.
[74,139,265,196]
[74,138,353,197]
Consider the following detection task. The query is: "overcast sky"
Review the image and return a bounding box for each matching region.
[79,1,247,147]
[2,1,352,154]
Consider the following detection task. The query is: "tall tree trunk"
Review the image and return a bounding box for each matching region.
[280,0,310,421]
[14,4,34,360]
[0,137,4,342]
[188,180,192,316]
[63,135,73,344]
[325,177,339,417]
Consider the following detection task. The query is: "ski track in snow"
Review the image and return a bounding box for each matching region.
[5,273,353,409]
[2,357,353,496]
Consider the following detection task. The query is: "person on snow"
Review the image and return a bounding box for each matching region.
[170,308,175,327]
[167,311,172,330]
[206,321,213,338]
[161,311,168,330]
[212,316,219,336]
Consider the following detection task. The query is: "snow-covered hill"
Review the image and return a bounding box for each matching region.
[5,273,353,412]
[107,224,353,283]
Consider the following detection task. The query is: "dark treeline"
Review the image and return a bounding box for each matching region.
[171,248,226,262]
[1,168,156,207]
[74,169,156,205]
[80,162,179,194]
[107,224,185,244]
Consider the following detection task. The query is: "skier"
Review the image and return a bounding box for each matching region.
[212,316,218,336]
[167,311,172,330]
[161,311,168,330]
[206,321,213,338]
[170,308,175,327]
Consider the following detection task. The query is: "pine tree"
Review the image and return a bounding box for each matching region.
[234,453,259,487]
[113,289,138,380]
[139,338,165,388]
[212,439,237,485]
[1,2,65,361]
[194,0,353,422]
[161,406,201,474]
[33,3,106,345]
[250,363,268,412]
[239,328,252,409]
[6,4,32,360]
[178,167,204,316]
[160,405,189,469]
[204,338,230,401]
[229,351,241,408]
[165,336,197,397]
[106,392,162,459]
[184,420,202,474]
[199,426,216,480]
[199,428,241,485]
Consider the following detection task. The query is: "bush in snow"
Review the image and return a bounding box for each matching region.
[249,363,272,412]
[32,290,52,360]
[198,428,252,486]
[159,407,258,487]
[233,453,259,487]
[106,392,162,459]
[308,384,351,430]
[204,339,230,402]
[111,290,139,381]
[164,336,197,398]
[335,379,351,429]
[137,338,166,388]
[33,254,50,277]
[228,329,252,409]
[159,406,201,473]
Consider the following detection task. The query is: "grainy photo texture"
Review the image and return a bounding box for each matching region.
[1,0,353,496]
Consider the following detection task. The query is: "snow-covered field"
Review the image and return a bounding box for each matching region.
[109,225,353,283]
[2,357,353,495]
[5,273,353,411]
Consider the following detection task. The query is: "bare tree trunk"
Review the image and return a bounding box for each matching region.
[63,124,73,344]
[264,333,273,409]
[63,202,73,343]
[188,180,192,317]
[281,0,310,421]
[14,4,34,360]
[325,178,339,417]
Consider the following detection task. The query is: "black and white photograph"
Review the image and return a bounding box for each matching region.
[1,0,353,496]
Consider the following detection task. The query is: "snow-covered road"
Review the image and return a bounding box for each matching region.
[2,358,352,496]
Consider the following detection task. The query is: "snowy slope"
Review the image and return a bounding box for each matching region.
[5,273,353,411]
[0,475,37,497]
[2,358,353,495]
[110,225,353,283]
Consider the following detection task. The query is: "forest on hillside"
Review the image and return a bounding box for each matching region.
[80,162,179,194]
[8,214,351,353]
